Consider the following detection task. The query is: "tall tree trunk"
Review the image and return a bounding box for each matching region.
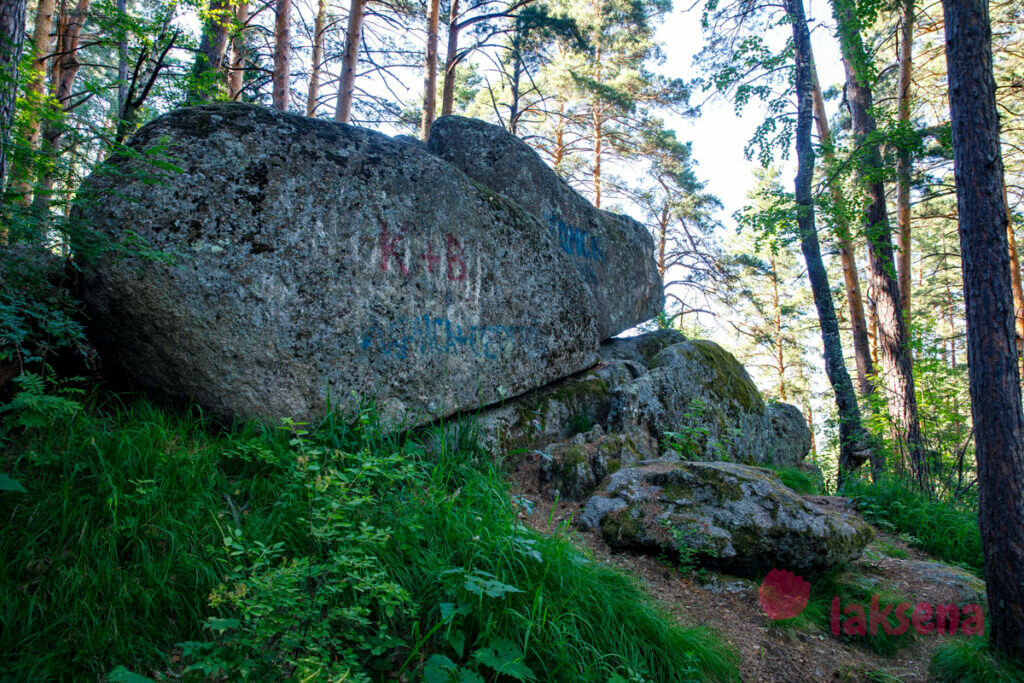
[116,0,127,112]
[833,0,925,485]
[305,0,324,115]
[1003,181,1024,375]
[188,0,231,102]
[942,0,1024,658]
[420,0,440,139]
[810,48,875,397]
[228,0,248,101]
[440,0,459,117]
[272,0,290,111]
[895,0,913,320]
[770,253,787,401]
[789,0,870,479]
[0,0,25,199]
[592,108,602,208]
[31,0,89,217]
[334,0,364,122]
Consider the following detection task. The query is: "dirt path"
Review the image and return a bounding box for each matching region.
[512,477,978,682]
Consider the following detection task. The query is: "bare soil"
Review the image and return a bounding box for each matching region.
[510,458,974,682]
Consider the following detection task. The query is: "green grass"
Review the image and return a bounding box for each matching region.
[0,392,739,681]
[930,638,1024,682]
[841,475,983,573]
[766,465,821,495]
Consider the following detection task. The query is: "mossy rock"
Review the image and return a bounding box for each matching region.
[580,462,873,577]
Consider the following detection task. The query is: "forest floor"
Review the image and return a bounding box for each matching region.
[510,467,977,682]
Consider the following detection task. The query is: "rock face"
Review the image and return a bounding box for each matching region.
[456,330,812,476]
[608,339,811,466]
[578,462,873,577]
[428,116,664,339]
[75,103,603,425]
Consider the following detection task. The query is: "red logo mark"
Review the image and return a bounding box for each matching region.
[759,569,811,620]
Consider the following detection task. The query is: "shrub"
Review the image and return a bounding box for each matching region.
[1,394,740,681]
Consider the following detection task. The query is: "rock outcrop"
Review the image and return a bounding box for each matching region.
[578,462,874,577]
[455,330,811,474]
[75,104,618,425]
[428,116,664,339]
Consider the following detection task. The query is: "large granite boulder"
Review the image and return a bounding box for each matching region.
[442,330,812,474]
[428,116,664,339]
[74,103,602,425]
[578,462,873,577]
[608,339,811,466]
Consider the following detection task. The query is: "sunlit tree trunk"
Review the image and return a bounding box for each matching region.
[833,0,925,486]
[942,0,1024,657]
[305,0,325,115]
[228,0,248,101]
[6,0,49,205]
[420,0,440,138]
[334,0,364,122]
[810,49,875,398]
[896,0,913,320]
[440,0,459,117]
[272,0,290,111]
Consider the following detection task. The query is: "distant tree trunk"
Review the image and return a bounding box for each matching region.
[334,0,364,123]
[803,395,817,455]
[228,0,248,101]
[440,0,460,117]
[789,0,870,479]
[272,0,290,111]
[895,0,913,320]
[942,0,1024,658]
[188,0,232,103]
[305,0,325,115]
[116,0,127,112]
[31,0,89,217]
[770,253,787,401]
[420,0,441,139]
[810,49,875,398]
[592,108,602,208]
[0,0,27,199]
[656,203,668,278]
[833,0,925,485]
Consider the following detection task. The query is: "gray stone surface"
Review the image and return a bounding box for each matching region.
[579,461,874,577]
[427,116,664,339]
[607,339,811,466]
[445,331,812,476]
[75,103,600,425]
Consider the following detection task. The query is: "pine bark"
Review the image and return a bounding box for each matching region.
[420,0,441,139]
[1,0,27,198]
[272,0,290,111]
[440,0,459,117]
[833,0,925,484]
[1003,181,1024,374]
[942,0,1024,658]
[228,0,248,101]
[810,48,875,398]
[305,0,325,115]
[789,0,870,476]
[895,0,913,319]
[334,0,364,122]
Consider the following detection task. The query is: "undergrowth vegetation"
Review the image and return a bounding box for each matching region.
[0,392,738,681]
[841,475,983,574]
[929,638,1024,682]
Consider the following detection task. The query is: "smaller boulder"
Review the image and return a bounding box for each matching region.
[579,461,873,577]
